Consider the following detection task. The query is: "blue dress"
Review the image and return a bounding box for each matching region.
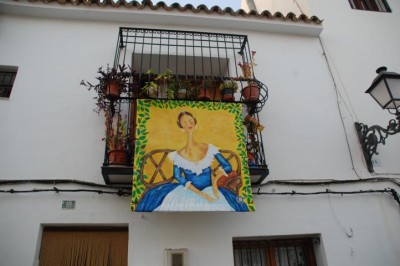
[136,144,248,212]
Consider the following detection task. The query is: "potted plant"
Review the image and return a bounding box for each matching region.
[242,82,260,102]
[243,114,264,166]
[139,69,158,98]
[141,81,159,98]
[219,80,238,101]
[104,112,129,164]
[166,81,179,99]
[140,69,174,99]
[176,79,191,99]
[198,78,214,100]
[81,64,131,113]
[155,69,174,99]
[238,51,260,102]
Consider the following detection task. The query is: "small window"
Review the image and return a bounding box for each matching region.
[233,237,318,266]
[348,0,391,12]
[0,66,18,98]
[165,249,188,266]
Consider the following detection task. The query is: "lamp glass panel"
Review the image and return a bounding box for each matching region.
[386,78,400,109]
[369,79,391,108]
[393,100,400,109]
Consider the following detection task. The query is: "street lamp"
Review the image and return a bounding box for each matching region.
[355,67,400,172]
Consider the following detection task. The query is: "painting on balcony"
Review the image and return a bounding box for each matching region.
[131,99,255,212]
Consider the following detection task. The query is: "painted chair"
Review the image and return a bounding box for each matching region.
[138,149,243,195]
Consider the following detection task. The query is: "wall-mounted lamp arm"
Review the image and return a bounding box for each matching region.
[355,117,400,172]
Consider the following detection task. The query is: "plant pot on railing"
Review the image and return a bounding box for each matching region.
[141,81,159,98]
[177,80,192,100]
[104,112,130,165]
[242,83,260,102]
[198,87,211,100]
[104,80,120,97]
[221,88,235,101]
[81,64,131,114]
[198,78,216,100]
[108,149,128,164]
[177,88,187,99]
[219,80,238,101]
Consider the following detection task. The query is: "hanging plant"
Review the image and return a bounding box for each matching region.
[81,64,131,113]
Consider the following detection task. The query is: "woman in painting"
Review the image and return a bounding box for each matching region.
[136,111,248,212]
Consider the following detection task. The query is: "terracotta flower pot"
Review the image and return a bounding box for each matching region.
[108,150,128,164]
[221,88,235,101]
[105,81,120,97]
[198,87,211,100]
[242,84,259,102]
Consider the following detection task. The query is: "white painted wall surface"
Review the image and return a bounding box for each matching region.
[0,2,400,266]
[0,183,399,266]
[307,0,400,175]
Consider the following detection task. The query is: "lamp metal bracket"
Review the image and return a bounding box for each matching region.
[354,119,400,172]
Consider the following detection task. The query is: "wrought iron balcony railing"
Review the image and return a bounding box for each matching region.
[101,27,269,185]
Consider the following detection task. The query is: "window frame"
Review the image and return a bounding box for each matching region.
[0,66,18,99]
[348,0,391,12]
[233,237,319,266]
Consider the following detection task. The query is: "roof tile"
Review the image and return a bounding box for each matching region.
[21,0,323,24]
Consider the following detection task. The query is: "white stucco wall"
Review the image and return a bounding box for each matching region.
[308,0,400,175]
[1,182,399,266]
[1,2,400,266]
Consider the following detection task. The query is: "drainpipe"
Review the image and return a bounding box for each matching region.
[245,0,257,12]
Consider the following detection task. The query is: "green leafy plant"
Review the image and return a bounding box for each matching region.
[219,80,238,101]
[219,80,238,93]
[155,69,174,84]
[176,79,197,99]
[141,69,175,98]
[166,81,178,99]
[141,81,160,97]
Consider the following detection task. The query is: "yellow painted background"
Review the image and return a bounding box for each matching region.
[143,105,242,183]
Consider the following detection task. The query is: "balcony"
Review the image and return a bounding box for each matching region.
[92,27,269,186]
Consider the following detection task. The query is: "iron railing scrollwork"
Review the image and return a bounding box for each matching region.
[355,118,400,172]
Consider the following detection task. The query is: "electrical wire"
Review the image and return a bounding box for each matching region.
[318,37,359,122]
[0,179,129,189]
[318,37,363,179]
[0,187,131,196]
[0,179,131,197]
[253,177,400,187]
[252,188,400,207]
[1,180,399,208]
